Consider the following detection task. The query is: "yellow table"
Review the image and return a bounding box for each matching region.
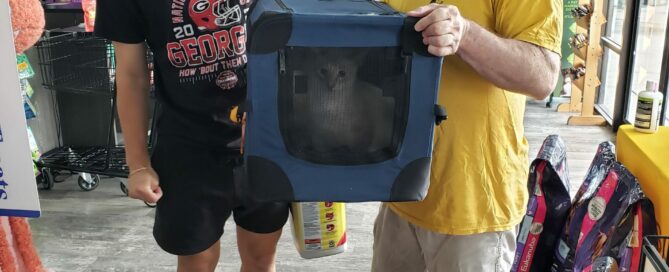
[617,125,669,235]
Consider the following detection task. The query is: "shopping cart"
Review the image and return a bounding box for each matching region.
[33,30,157,206]
[640,236,669,272]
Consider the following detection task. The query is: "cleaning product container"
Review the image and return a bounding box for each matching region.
[634,80,664,133]
[244,0,445,202]
[290,202,347,259]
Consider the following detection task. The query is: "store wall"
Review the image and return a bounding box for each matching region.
[25,48,59,153]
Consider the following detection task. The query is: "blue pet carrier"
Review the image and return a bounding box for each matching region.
[243,0,445,202]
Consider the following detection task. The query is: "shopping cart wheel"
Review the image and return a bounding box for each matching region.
[144,201,157,208]
[53,170,67,183]
[40,168,54,190]
[78,173,100,191]
[120,182,129,196]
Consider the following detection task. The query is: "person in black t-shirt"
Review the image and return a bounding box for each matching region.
[95,0,289,271]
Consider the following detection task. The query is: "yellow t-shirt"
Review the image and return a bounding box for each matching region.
[384,0,563,235]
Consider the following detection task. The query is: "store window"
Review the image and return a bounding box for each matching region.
[599,48,621,115]
[625,0,669,123]
[597,0,627,119]
[607,0,627,44]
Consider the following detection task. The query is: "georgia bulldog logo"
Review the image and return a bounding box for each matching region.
[189,0,242,31]
[216,70,239,90]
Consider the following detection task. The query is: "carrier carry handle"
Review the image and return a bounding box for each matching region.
[402,16,431,57]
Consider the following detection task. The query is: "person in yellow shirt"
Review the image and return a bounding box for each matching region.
[373,1,562,271]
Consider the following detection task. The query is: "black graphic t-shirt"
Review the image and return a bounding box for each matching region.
[95,0,251,144]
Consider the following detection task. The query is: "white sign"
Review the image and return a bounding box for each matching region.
[0,0,41,217]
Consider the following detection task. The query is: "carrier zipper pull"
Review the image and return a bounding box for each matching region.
[279,49,286,75]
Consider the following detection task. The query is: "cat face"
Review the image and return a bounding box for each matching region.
[302,48,367,92]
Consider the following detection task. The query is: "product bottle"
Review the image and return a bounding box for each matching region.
[290,202,347,259]
[634,80,664,133]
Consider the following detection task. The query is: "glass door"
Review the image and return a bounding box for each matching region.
[625,0,669,123]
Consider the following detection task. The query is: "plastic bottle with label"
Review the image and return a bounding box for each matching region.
[634,80,664,133]
[290,202,347,259]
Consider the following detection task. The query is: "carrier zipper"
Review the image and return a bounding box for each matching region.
[279,49,286,75]
[274,0,293,12]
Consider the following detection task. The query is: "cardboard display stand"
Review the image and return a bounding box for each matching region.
[0,0,42,217]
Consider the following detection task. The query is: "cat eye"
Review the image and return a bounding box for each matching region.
[338,71,346,77]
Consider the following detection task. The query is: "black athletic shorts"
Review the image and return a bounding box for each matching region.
[150,109,290,256]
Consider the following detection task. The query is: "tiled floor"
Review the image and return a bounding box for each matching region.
[30,100,614,271]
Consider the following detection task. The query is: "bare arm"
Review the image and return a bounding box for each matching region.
[114,41,150,170]
[409,4,560,100]
[456,21,560,100]
[114,41,162,203]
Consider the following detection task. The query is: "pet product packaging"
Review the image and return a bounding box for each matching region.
[512,135,572,272]
[581,199,657,272]
[554,162,643,272]
[290,202,347,259]
[553,142,617,271]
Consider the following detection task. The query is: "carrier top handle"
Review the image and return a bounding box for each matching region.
[401,16,431,57]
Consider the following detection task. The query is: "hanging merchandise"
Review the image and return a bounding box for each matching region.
[81,0,96,32]
[23,95,37,120]
[553,142,617,271]
[570,66,587,80]
[26,128,40,176]
[16,53,34,80]
[16,55,38,120]
[20,79,34,98]
[572,5,592,19]
[290,202,347,259]
[512,135,572,272]
[634,80,664,134]
[570,34,589,50]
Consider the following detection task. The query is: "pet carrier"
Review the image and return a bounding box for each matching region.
[243,0,445,202]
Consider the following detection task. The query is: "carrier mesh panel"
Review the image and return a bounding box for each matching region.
[278,47,410,165]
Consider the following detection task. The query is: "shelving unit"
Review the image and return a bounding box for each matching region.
[557,0,608,126]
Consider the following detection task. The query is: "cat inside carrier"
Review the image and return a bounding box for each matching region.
[280,46,407,165]
[242,0,446,202]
